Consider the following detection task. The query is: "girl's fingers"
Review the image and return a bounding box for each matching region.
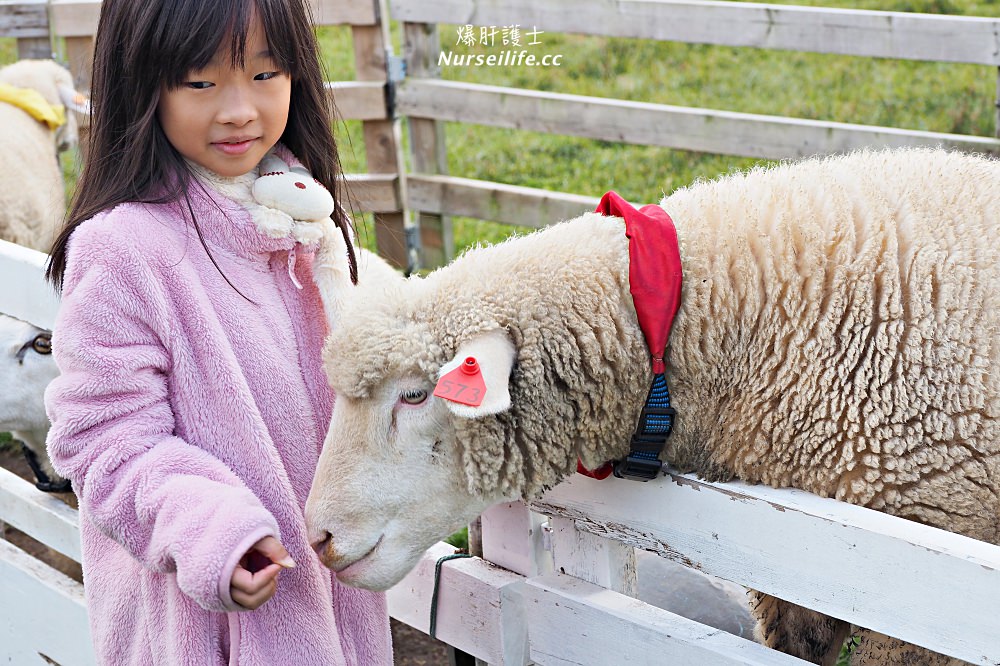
[229,536,294,610]
[231,576,278,610]
[253,536,296,569]
[231,562,282,595]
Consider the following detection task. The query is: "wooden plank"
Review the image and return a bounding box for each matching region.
[351,1,411,269]
[386,542,800,665]
[339,172,401,213]
[0,0,48,39]
[49,0,100,38]
[0,468,81,562]
[0,240,61,331]
[48,0,377,37]
[16,36,50,59]
[532,472,1000,665]
[9,0,51,62]
[403,21,453,268]
[64,35,94,91]
[310,0,378,25]
[407,173,599,227]
[480,501,550,577]
[390,0,1000,65]
[398,78,1000,160]
[386,541,529,665]
[524,573,806,665]
[328,81,387,121]
[549,516,636,595]
[64,35,93,157]
[0,540,94,665]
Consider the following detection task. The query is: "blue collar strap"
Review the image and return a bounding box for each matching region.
[613,373,675,481]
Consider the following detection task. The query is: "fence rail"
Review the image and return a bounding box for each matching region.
[390,0,1000,65]
[47,0,378,36]
[397,78,1000,160]
[5,449,1000,665]
[0,0,47,38]
[536,473,1000,665]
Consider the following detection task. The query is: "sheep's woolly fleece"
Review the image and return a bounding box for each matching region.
[324,148,1000,541]
[0,59,77,252]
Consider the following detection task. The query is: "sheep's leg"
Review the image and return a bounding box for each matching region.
[749,591,849,665]
[849,630,969,666]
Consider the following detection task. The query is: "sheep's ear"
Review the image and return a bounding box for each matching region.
[58,86,89,115]
[437,329,515,419]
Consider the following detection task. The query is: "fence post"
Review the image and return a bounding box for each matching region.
[403,21,453,269]
[16,34,49,58]
[49,1,100,166]
[351,0,411,270]
[548,516,637,596]
[0,0,52,58]
[995,68,1000,138]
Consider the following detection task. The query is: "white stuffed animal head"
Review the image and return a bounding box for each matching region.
[253,154,335,222]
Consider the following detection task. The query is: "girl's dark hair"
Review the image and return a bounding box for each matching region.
[46,0,357,290]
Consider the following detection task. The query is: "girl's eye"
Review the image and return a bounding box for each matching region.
[400,389,428,405]
[185,81,213,90]
[32,334,52,355]
[254,71,281,81]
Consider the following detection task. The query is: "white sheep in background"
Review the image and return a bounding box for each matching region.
[0,313,64,491]
[305,148,1000,665]
[0,59,88,252]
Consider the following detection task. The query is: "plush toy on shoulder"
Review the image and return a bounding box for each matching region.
[251,154,334,246]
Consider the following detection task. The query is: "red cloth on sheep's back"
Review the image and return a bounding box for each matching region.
[596,191,682,374]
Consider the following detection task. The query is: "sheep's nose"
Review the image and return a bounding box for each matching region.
[311,532,333,557]
[310,532,342,569]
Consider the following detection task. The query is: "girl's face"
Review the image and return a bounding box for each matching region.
[157,14,291,178]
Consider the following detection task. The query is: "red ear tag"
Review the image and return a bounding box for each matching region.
[433,356,487,407]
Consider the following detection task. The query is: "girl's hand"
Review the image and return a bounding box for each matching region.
[230,536,296,610]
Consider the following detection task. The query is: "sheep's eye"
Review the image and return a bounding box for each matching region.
[32,334,52,355]
[400,389,428,405]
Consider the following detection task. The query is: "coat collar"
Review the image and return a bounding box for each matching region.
[169,178,299,263]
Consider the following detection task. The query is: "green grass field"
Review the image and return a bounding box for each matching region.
[310,0,1000,251]
[4,0,999,251]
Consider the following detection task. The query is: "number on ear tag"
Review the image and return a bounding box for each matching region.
[434,356,487,407]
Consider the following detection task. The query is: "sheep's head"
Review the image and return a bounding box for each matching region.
[306,301,519,590]
[0,59,90,152]
[0,313,64,488]
[306,218,646,590]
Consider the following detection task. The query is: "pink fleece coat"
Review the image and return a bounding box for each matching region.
[44,176,392,665]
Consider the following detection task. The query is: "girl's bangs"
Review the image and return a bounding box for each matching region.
[158,0,300,88]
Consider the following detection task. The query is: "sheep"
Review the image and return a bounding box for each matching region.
[0,313,66,491]
[0,59,88,252]
[305,148,1000,665]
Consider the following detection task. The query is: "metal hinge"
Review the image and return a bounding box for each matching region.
[385,51,407,120]
[404,224,422,276]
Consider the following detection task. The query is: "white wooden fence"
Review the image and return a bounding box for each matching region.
[4,0,1000,663]
[4,242,1000,665]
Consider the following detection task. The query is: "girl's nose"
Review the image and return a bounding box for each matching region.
[216,86,259,126]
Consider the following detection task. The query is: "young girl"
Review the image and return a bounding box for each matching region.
[43,0,392,663]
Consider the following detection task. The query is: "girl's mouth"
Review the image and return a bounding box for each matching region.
[213,138,257,155]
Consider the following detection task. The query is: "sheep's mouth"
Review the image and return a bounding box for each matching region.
[313,533,384,573]
[336,535,384,581]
